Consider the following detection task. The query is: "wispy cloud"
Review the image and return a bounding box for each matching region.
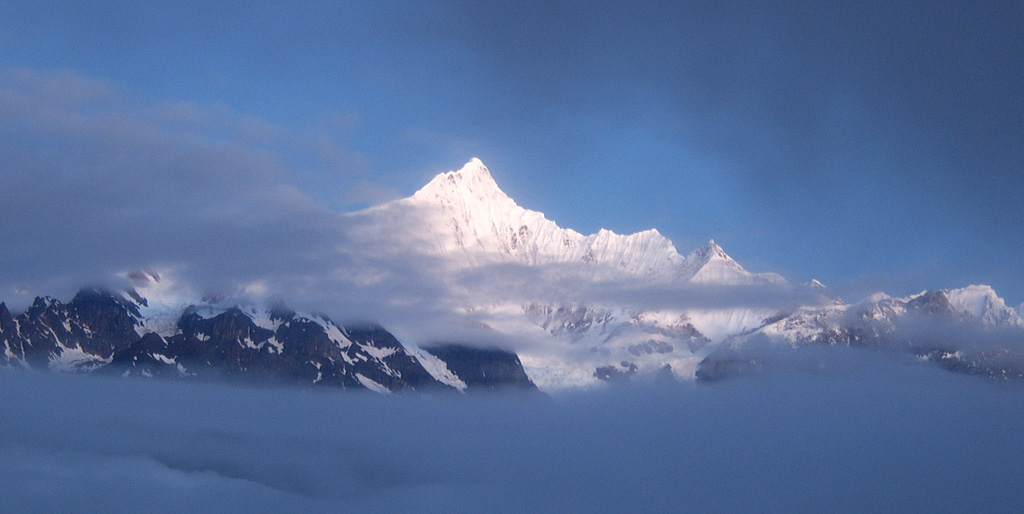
[0,68,361,305]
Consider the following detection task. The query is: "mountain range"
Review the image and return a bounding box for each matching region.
[2,159,1023,391]
[0,280,542,392]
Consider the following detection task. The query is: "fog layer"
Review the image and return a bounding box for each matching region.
[2,353,1023,513]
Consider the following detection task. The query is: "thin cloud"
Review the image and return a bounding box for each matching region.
[0,69,358,304]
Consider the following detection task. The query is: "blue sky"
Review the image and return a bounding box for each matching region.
[1,1,1022,304]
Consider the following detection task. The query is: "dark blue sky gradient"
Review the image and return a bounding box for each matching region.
[1,1,1022,302]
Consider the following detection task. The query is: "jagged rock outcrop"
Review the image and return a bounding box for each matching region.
[0,288,474,393]
[3,289,144,371]
[422,344,538,391]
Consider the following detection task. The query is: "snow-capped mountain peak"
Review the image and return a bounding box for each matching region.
[683,239,785,285]
[351,159,790,290]
[402,159,580,265]
[411,157,509,206]
[684,239,733,269]
[366,159,687,279]
[697,239,727,259]
[945,284,1024,328]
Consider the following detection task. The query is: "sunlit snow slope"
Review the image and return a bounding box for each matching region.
[345,159,799,389]
[341,159,1024,391]
[359,158,783,286]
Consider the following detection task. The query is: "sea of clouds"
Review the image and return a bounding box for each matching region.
[3,347,1024,513]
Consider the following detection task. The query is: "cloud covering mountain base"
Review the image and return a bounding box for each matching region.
[3,359,1023,513]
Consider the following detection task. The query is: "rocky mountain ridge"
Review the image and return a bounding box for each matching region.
[0,286,537,393]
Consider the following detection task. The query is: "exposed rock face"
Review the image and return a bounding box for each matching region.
[5,290,144,371]
[108,332,175,377]
[694,353,761,382]
[0,302,24,366]
[0,288,464,393]
[422,344,538,391]
[343,324,455,391]
[594,361,638,382]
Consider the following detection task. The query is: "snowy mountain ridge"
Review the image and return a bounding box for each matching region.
[371,158,782,286]
[339,159,805,388]
[945,284,1024,329]
[0,280,542,393]
[694,284,1024,381]
[756,285,1024,344]
[334,160,1021,388]
[6,159,1024,391]
[350,159,1024,388]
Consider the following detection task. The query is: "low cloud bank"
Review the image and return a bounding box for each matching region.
[2,358,1023,513]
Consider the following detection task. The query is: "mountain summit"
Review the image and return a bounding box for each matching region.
[341,159,797,388]
[365,159,777,285]
[684,239,785,285]
[412,158,504,202]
